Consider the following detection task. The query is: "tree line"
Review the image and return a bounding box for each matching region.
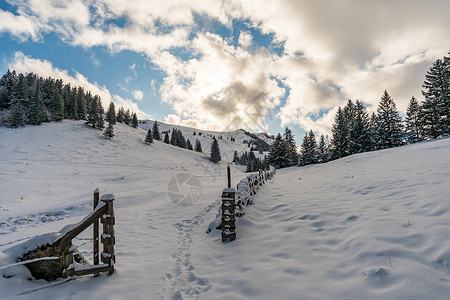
[270,50,450,168]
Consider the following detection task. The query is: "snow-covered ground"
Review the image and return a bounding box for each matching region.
[1,121,450,299]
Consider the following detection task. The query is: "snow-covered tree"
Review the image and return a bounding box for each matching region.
[104,122,114,139]
[299,130,317,166]
[268,133,288,169]
[348,100,371,153]
[331,107,349,159]
[283,127,298,166]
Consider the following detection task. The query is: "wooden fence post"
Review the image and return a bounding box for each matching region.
[93,188,99,276]
[221,188,236,242]
[100,194,115,275]
[227,164,231,188]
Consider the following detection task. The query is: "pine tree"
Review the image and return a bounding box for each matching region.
[317,134,328,163]
[299,130,317,166]
[233,150,239,164]
[283,127,298,166]
[152,121,161,140]
[76,87,87,120]
[210,137,221,163]
[377,90,404,148]
[145,128,153,143]
[186,139,193,150]
[194,139,202,152]
[268,133,288,169]
[10,97,25,128]
[116,107,124,123]
[421,57,449,138]
[28,83,46,125]
[331,107,349,159]
[368,112,382,150]
[104,122,114,139]
[51,89,64,122]
[348,100,371,154]
[170,128,177,145]
[405,96,423,143]
[124,109,131,125]
[131,113,138,128]
[164,131,170,144]
[106,102,116,125]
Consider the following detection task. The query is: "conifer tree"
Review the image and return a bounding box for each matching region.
[283,127,298,166]
[331,107,349,159]
[106,102,116,125]
[377,90,404,148]
[28,83,46,125]
[268,133,288,169]
[51,89,64,122]
[233,150,239,164]
[348,100,371,153]
[145,128,153,143]
[124,109,131,125]
[104,122,114,139]
[405,96,423,143]
[164,131,170,144]
[299,130,317,166]
[186,139,193,150]
[421,57,449,138]
[10,97,25,128]
[368,112,382,150]
[116,107,124,123]
[210,137,221,163]
[152,121,161,140]
[194,139,202,152]
[317,134,328,163]
[132,113,138,128]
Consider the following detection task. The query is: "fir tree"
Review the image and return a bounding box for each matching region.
[51,89,64,122]
[170,128,177,145]
[283,127,298,166]
[116,107,124,123]
[163,131,170,144]
[331,107,349,159]
[421,57,449,138]
[152,121,161,140]
[405,96,423,143]
[124,109,131,125]
[210,137,221,163]
[186,139,193,150]
[194,139,202,152]
[348,100,371,154]
[131,113,138,128]
[10,97,25,128]
[268,133,288,169]
[106,102,116,125]
[377,90,404,148]
[145,128,153,143]
[104,122,114,139]
[233,150,239,164]
[28,83,46,125]
[317,134,328,163]
[299,130,317,166]
[368,112,382,150]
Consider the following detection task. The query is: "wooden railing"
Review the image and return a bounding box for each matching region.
[221,167,275,242]
[53,189,115,277]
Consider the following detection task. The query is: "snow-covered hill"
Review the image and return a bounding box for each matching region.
[1,121,450,299]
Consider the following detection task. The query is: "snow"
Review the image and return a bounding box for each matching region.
[1,120,450,299]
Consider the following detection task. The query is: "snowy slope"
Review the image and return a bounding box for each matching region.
[1,121,450,299]
[138,120,269,162]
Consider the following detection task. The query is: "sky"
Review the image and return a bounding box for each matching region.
[0,0,449,143]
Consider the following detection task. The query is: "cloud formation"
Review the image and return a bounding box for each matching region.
[1,0,449,134]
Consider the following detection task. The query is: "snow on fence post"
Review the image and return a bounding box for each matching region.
[100,193,115,275]
[93,188,100,276]
[221,188,236,242]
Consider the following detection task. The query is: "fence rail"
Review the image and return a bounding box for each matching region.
[220,166,275,242]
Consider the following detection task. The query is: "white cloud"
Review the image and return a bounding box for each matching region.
[9,51,150,119]
[2,0,449,135]
[132,89,144,101]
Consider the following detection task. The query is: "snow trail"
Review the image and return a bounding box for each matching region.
[164,199,220,299]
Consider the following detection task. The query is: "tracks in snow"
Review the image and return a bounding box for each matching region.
[164,199,220,299]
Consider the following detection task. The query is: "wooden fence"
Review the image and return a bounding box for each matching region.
[221,167,276,242]
[53,189,115,277]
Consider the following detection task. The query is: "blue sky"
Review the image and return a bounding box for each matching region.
[1,0,449,144]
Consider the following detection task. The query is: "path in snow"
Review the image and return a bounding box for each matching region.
[164,198,220,299]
